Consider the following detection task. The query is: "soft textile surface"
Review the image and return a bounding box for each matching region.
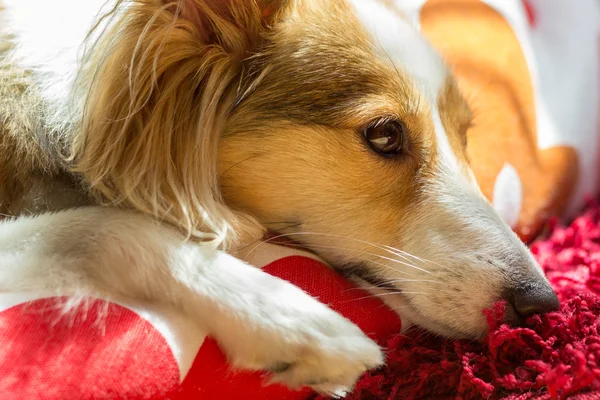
[330,202,600,400]
[0,246,402,400]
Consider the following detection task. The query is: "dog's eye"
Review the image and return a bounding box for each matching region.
[364,120,405,155]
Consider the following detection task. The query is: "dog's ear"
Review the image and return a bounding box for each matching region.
[71,0,291,246]
[177,0,291,53]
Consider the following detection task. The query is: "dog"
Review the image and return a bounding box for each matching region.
[0,0,559,395]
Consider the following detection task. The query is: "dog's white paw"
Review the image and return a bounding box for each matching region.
[213,276,384,396]
[262,313,384,396]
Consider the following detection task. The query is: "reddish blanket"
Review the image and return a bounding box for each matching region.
[330,201,600,400]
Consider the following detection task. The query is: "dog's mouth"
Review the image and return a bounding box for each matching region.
[259,238,487,339]
[394,294,483,339]
[337,262,397,291]
[340,262,485,339]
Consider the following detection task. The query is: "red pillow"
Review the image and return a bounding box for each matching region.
[0,245,401,400]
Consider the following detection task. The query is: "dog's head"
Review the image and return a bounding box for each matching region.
[75,0,559,338]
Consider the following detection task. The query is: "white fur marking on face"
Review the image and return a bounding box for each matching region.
[350,0,471,181]
[348,0,466,177]
[347,0,447,104]
[432,110,463,174]
[492,163,523,228]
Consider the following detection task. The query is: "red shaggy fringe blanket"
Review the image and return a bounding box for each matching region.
[323,202,600,400]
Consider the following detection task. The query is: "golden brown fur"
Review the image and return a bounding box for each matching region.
[0,0,469,245]
[70,0,285,245]
[0,0,300,240]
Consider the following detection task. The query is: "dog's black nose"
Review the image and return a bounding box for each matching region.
[511,283,560,317]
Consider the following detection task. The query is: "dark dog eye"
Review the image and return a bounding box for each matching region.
[364,120,405,155]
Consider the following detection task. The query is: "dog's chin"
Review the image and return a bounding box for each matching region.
[357,282,486,340]
[395,298,487,340]
[337,264,486,340]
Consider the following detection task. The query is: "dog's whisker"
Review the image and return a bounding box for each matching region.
[367,286,455,296]
[219,155,262,179]
[381,244,452,272]
[385,278,444,285]
[353,278,453,293]
[411,328,438,342]
[347,291,435,305]
[400,291,433,296]
[261,222,304,231]
[250,232,439,273]
[373,254,433,275]
[342,278,444,293]
[343,291,401,302]
[299,232,445,271]
[293,243,433,275]
[364,259,420,277]
[341,290,436,304]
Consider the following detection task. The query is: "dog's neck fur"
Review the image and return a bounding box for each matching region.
[0,38,84,215]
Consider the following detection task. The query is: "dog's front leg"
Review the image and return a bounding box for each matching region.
[0,207,383,395]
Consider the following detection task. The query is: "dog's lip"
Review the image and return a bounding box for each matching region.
[337,262,398,291]
[372,285,483,340]
[336,262,487,339]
